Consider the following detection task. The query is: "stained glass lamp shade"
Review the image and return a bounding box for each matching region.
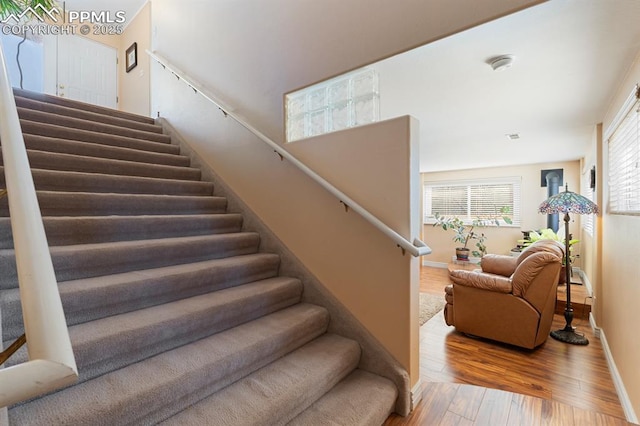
[538,185,599,345]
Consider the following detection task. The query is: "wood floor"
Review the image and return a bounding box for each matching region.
[384,266,632,425]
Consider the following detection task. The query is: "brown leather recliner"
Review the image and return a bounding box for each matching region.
[443,240,564,349]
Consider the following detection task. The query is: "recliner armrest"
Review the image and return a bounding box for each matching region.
[449,269,513,293]
[480,254,517,277]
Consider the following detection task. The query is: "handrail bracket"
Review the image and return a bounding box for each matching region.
[0,334,26,366]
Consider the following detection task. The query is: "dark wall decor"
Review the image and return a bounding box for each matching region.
[126,42,138,73]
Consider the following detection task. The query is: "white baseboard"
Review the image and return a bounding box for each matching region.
[589,312,601,339]
[598,326,638,423]
[423,258,481,268]
[422,260,447,268]
[574,267,593,297]
[411,378,423,410]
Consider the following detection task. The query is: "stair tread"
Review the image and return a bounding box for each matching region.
[8,304,330,425]
[1,253,281,339]
[13,88,156,124]
[20,119,179,155]
[161,333,361,426]
[38,232,259,252]
[0,166,213,196]
[0,167,212,198]
[21,134,189,167]
[0,233,260,288]
[0,212,240,248]
[15,96,163,134]
[12,149,201,181]
[0,191,228,217]
[288,369,398,426]
[18,107,171,143]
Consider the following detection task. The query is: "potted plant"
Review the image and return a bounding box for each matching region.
[433,207,512,261]
[518,228,579,283]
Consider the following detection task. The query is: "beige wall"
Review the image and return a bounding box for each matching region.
[118,3,151,116]
[422,161,580,264]
[288,117,422,383]
[598,51,640,420]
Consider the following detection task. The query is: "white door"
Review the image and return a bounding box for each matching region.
[56,35,117,108]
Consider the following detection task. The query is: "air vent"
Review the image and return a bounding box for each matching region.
[506,133,521,141]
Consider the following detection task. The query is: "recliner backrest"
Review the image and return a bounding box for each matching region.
[512,251,562,313]
[515,239,565,269]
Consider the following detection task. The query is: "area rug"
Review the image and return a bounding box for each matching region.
[420,293,446,326]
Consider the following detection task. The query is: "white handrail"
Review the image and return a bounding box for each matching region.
[147,50,432,257]
[0,45,77,407]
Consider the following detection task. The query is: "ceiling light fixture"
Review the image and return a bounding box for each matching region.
[489,55,515,72]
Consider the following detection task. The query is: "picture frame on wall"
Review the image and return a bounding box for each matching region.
[126,42,137,73]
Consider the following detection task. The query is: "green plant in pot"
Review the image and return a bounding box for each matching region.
[433,207,512,261]
[519,228,579,283]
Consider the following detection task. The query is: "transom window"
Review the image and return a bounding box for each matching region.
[607,85,640,215]
[285,69,379,142]
[423,178,521,226]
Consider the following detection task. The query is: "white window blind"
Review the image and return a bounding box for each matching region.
[424,177,521,225]
[582,168,595,236]
[608,85,640,214]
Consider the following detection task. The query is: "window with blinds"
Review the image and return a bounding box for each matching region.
[423,178,521,225]
[582,168,595,236]
[607,85,640,214]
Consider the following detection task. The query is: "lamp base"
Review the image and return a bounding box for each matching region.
[550,327,589,345]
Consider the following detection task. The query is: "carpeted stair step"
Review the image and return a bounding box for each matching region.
[287,370,398,426]
[21,134,190,167]
[0,149,201,181]
[8,304,330,425]
[1,253,281,339]
[20,120,179,155]
[7,277,304,385]
[18,108,171,143]
[0,213,240,248]
[0,168,211,198]
[160,334,361,425]
[0,191,227,217]
[15,96,163,134]
[13,87,156,125]
[0,233,260,288]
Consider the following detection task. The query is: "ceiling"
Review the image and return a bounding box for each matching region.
[372,0,640,172]
[61,0,147,26]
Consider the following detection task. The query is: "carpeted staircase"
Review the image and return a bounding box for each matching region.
[0,89,398,425]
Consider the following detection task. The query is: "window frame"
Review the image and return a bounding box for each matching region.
[606,84,640,216]
[581,166,595,236]
[285,68,380,143]
[423,177,521,227]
